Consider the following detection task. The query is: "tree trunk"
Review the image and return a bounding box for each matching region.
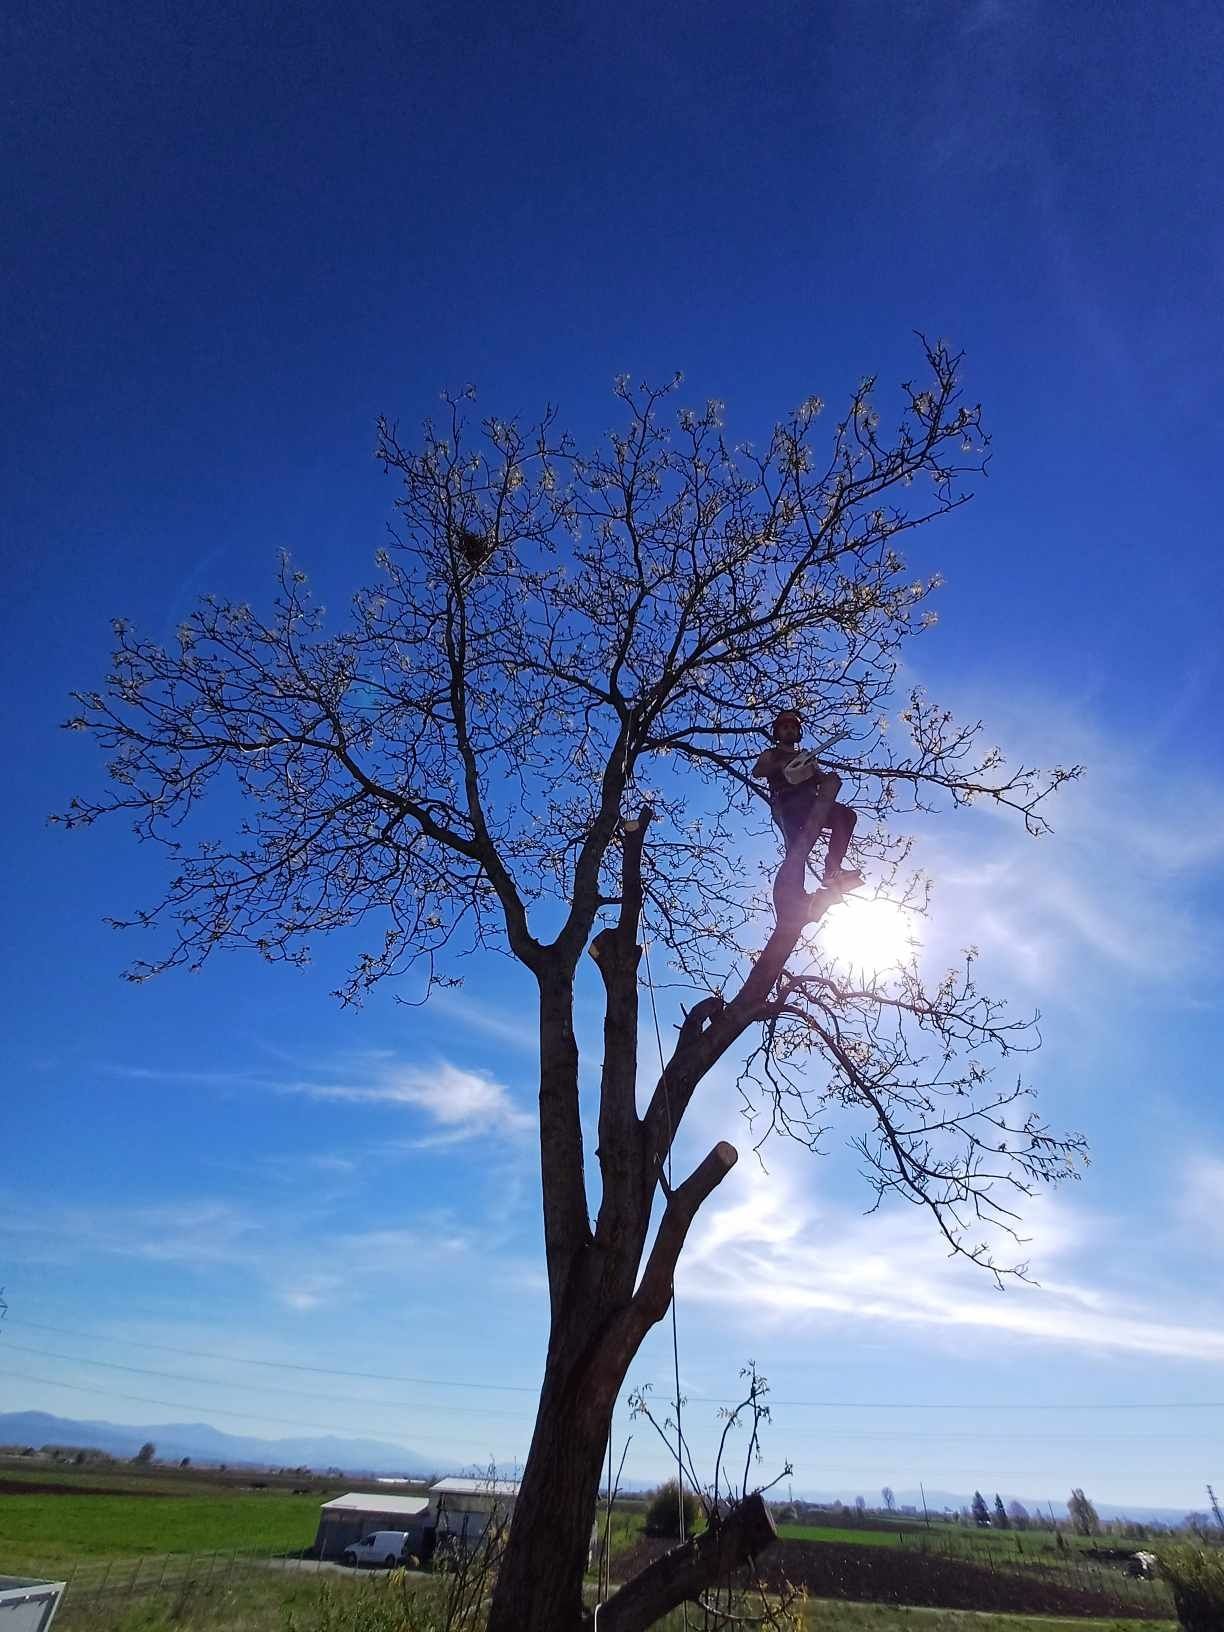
[486,1294,622,1632]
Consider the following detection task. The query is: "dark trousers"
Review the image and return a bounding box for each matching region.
[772,783,857,879]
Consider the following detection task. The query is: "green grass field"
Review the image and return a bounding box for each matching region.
[780,1524,909,1546]
[0,1466,1183,1632]
[798,1601,1175,1632]
[50,1567,376,1632]
[38,1566,1177,1632]
[645,1602,1177,1632]
[0,1491,323,1571]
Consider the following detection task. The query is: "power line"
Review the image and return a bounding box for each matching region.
[12,1319,1224,1413]
[0,1342,537,1423]
[4,1344,1220,1448]
[1,1365,1212,1479]
[12,1320,540,1394]
[0,1365,467,1451]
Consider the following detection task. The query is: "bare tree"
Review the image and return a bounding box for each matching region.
[61,341,1085,1632]
[1068,1488,1100,1536]
[882,1486,897,1513]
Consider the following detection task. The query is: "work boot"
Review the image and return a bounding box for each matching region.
[822,868,864,894]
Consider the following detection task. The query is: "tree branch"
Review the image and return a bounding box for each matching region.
[582,1491,777,1632]
[629,1141,738,1329]
[641,782,844,1172]
[591,808,654,1253]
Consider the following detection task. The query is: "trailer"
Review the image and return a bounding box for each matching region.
[0,1577,66,1632]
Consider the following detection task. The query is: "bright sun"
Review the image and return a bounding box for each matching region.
[819,896,916,978]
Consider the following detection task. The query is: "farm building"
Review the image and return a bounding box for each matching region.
[431,1476,521,1549]
[313,1491,433,1560]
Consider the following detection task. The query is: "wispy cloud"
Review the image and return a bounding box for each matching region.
[0,1193,484,1316]
[679,1152,1224,1364]
[910,687,1224,995]
[1176,1154,1224,1245]
[0,1199,262,1270]
[109,1053,532,1142]
[430,990,539,1053]
[279,1060,533,1138]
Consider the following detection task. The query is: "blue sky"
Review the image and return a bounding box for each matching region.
[2,0,1223,1514]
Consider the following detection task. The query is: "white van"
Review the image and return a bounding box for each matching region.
[342,1531,412,1568]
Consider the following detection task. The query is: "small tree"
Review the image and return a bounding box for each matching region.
[1158,1545,1224,1632]
[971,1491,991,1527]
[1068,1488,1100,1536]
[63,347,1086,1632]
[1007,1500,1030,1530]
[179,1456,191,1468]
[993,1494,1010,1529]
[645,1480,700,1539]
[134,1441,156,1465]
[881,1486,896,1512]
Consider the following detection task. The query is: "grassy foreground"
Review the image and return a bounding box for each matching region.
[799,1600,1174,1632]
[35,1570,1177,1632]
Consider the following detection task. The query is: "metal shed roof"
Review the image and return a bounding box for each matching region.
[320,1492,431,1516]
[430,1477,521,1498]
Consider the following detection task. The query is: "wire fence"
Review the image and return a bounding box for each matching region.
[13,1532,1178,1627]
[24,1549,327,1623]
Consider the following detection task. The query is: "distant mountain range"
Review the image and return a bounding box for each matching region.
[0,1410,1202,1524]
[0,1410,436,1476]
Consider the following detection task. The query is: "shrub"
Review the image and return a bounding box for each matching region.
[1158,1544,1224,1632]
[645,1480,701,1539]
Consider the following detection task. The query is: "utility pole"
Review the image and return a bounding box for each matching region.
[920,1482,929,1529]
[1208,1484,1224,1531]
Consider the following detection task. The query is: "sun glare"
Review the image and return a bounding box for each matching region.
[819,896,916,979]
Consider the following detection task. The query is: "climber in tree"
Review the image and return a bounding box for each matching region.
[753,709,863,891]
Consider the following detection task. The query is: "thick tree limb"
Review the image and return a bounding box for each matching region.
[629,1141,738,1328]
[641,782,842,1171]
[592,808,654,1253]
[582,1492,777,1632]
[537,970,591,1322]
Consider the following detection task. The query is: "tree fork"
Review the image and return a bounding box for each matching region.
[581,1491,778,1632]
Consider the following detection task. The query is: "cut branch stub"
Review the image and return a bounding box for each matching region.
[582,1491,777,1632]
[630,1141,738,1329]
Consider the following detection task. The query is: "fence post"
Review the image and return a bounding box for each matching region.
[93,1560,113,1624]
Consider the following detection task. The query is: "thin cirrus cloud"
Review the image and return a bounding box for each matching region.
[279,1060,534,1137]
[0,1192,483,1312]
[906,684,1224,993]
[109,1055,532,1141]
[678,1153,1224,1366]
